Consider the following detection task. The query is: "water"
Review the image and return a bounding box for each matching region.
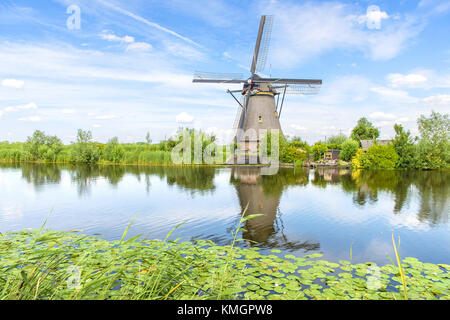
[0,163,448,265]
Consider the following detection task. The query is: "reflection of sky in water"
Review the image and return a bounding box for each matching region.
[0,164,448,265]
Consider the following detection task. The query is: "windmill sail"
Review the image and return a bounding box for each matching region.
[255,15,273,74]
[193,71,246,83]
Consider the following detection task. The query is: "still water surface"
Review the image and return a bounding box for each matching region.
[0,163,448,265]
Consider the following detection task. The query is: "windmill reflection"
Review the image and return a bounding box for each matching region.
[231,166,320,252]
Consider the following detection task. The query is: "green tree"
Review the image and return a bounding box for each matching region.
[327,134,347,146]
[339,139,359,161]
[416,111,449,169]
[24,130,63,161]
[145,132,152,145]
[358,144,399,169]
[351,117,380,142]
[392,124,417,168]
[72,129,101,163]
[310,142,328,161]
[103,137,125,163]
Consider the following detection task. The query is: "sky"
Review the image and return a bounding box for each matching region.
[0,0,449,144]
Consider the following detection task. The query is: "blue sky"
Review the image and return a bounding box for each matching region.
[0,0,449,144]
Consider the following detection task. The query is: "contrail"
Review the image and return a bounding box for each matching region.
[97,0,202,47]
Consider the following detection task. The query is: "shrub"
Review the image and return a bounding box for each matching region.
[340,139,360,161]
[357,144,399,169]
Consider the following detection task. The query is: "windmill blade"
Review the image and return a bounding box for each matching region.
[250,16,268,75]
[272,83,322,95]
[193,79,246,84]
[255,15,273,74]
[193,71,246,83]
[254,78,322,85]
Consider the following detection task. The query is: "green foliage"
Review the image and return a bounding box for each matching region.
[357,144,399,169]
[71,129,101,163]
[260,132,309,163]
[415,111,449,169]
[351,118,380,142]
[311,142,328,161]
[0,229,448,300]
[102,137,125,163]
[392,124,417,168]
[340,139,360,161]
[145,132,152,145]
[327,134,347,146]
[24,130,63,161]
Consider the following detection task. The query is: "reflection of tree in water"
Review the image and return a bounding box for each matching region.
[231,167,320,252]
[303,168,448,227]
[413,170,449,226]
[334,169,448,227]
[1,163,216,196]
[6,163,62,192]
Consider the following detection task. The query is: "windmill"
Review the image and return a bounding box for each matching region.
[193,15,322,161]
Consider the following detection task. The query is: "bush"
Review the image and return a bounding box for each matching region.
[102,137,125,163]
[340,139,360,161]
[356,144,399,169]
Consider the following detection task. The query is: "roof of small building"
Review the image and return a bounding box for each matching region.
[360,140,393,149]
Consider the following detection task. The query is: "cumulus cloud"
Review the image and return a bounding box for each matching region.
[422,94,450,107]
[264,1,424,66]
[1,78,25,89]
[61,108,76,114]
[94,114,119,120]
[176,112,195,124]
[100,32,135,43]
[369,112,397,120]
[126,42,152,52]
[387,73,428,88]
[291,124,307,131]
[3,102,37,113]
[370,87,418,104]
[18,116,42,122]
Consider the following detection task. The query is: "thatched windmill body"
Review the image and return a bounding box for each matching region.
[193,16,322,156]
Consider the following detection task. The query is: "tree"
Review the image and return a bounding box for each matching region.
[392,124,417,168]
[356,144,399,169]
[339,139,359,161]
[145,132,152,145]
[24,130,63,161]
[327,134,347,146]
[351,117,380,142]
[310,142,328,161]
[71,129,100,163]
[103,137,124,163]
[416,111,449,168]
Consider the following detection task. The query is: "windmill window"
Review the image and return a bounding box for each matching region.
[258,116,262,123]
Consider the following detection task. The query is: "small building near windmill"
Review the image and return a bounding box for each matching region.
[324,149,340,161]
[360,140,393,150]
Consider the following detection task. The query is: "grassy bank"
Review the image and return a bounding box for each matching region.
[0,228,448,300]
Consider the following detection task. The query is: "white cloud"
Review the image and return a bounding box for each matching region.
[422,94,450,107]
[356,6,389,27]
[3,102,37,113]
[370,87,418,103]
[96,0,201,47]
[291,124,307,131]
[176,112,195,124]
[1,78,25,89]
[369,112,397,120]
[61,108,76,114]
[264,2,423,66]
[94,114,119,120]
[93,124,101,128]
[18,116,42,122]
[387,73,428,88]
[100,33,135,43]
[126,42,152,52]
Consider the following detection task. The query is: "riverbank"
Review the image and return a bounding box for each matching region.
[1,229,448,300]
